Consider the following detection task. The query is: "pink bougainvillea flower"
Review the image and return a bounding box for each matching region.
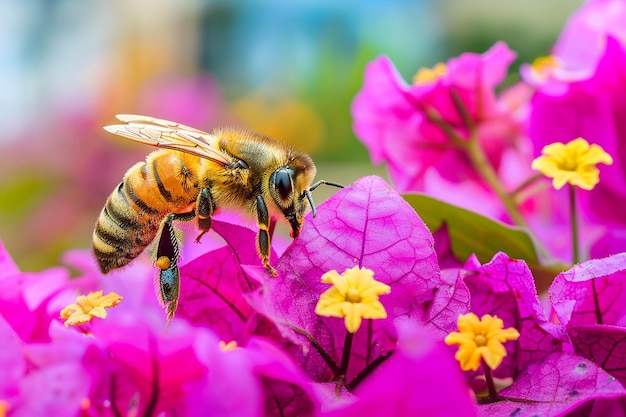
[551,0,626,77]
[549,253,626,385]
[521,0,626,91]
[352,42,521,192]
[529,27,626,256]
[0,312,99,417]
[0,239,82,342]
[87,307,208,416]
[245,176,470,383]
[245,337,321,417]
[0,316,24,407]
[175,221,263,340]
[479,353,626,416]
[186,330,263,417]
[322,321,477,417]
[64,237,286,417]
[461,253,565,381]
[188,330,321,417]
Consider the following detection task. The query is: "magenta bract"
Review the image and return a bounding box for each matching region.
[479,353,626,417]
[352,42,520,192]
[549,253,626,385]
[462,253,565,380]
[244,176,468,384]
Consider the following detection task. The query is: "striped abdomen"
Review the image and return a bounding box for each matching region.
[93,150,209,273]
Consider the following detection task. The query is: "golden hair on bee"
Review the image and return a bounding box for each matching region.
[93,114,342,320]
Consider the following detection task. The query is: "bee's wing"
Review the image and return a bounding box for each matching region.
[115,114,208,134]
[103,114,232,167]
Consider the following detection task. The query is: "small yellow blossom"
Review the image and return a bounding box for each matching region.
[60,290,122,327]
[219,340,238,352]
[532,137,613,190]
[413,63,447,84]
[445,313,520,372]
[530,55,561,80]
[315,266,390,333]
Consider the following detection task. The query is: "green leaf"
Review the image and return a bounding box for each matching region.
[403,193,566,290]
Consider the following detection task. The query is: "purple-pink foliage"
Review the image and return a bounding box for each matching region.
[244,176,469,382]
[462,253,565,380]
[352,43,521,193]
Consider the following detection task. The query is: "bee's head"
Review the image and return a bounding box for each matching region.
[268,153,317,238]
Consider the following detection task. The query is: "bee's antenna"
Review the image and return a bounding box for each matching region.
[309,180,344,193]
[306,180,345,217]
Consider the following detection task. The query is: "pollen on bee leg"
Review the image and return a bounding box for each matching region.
[262,258,277,277]
[155,256,171,270]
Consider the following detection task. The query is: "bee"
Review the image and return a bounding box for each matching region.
[93,114,342,319]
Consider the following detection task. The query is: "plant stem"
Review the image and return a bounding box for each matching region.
[340,331,354,376]
[286,324,340,376]
[510,173,544,198]
[348,350,394,391]
[591,278,603,325]
[569,184,580,264]
[465,138,527,227]
[482,360,500,402]
[422,100,526,228]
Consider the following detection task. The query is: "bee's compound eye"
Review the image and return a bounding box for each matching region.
[155,256,171,270]
[274,168,294,201]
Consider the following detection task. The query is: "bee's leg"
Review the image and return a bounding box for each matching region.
[256,195,277,276]
[155,212,195,320]
[194,187,215,243]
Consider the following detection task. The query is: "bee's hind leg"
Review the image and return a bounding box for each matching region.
[255,195,277,276]
[194,187,215,243]
[155,212,195,321]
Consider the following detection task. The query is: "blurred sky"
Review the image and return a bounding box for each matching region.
[0,0,583,271]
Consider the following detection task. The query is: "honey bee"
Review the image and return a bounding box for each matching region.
[93,114,342,319]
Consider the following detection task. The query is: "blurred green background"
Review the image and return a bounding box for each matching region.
[0,0,583,271]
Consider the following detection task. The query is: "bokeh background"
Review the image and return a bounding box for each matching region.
[0,0,583,271]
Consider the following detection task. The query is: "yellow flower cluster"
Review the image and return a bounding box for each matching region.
[60,290,122,327]
[532,137,613,190]
[413,63,448,85]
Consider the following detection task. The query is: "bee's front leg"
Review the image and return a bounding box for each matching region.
[194,187,215,243]
[155,212,195,320]
[256,195,277,276]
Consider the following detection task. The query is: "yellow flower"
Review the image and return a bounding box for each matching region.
[531,137,613,190]
[219,340,238,352]
[529,55,561,81]
[60,290,122,327]
[413,63,447,84]
[445,313,520,372]
[315,266,390,333]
